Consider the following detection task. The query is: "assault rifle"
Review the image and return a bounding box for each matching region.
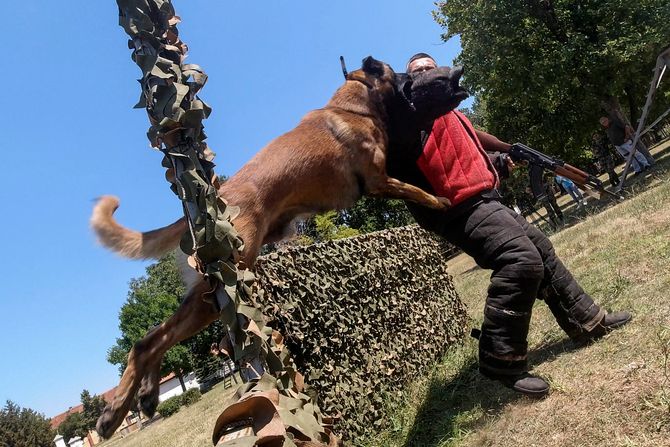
[509,143,621,200]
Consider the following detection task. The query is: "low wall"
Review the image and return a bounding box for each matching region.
[254,225,467,439]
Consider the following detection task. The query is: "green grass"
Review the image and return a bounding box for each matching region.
[100,143,670,447]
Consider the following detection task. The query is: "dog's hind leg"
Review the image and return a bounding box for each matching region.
[96,280,220,438]
[368,176,451,210]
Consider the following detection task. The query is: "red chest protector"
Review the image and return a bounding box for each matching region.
[416,111,498,206]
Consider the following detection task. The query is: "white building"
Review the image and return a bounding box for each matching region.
[157,372,200,402]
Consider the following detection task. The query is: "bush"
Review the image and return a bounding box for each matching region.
[156,395,182,418]
[180,388,202,406]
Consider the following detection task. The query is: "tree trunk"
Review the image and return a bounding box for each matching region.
[601,95,628,124]
[177,370,187,392]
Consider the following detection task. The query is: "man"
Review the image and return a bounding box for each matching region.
[388,53,632,396]
[591,132,620,187]
[541,173,565,225]
[599,115,651,174]
[555,174,587,207]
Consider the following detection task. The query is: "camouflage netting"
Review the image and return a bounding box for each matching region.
[115,1,338,445]
[253,225,467,440]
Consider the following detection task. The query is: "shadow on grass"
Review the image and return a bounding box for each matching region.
[401,337,583,447]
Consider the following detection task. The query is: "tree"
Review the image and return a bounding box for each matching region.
[434,0,670,161]
[0,401,54,447]
[340,198,414,234]
[58,411,87,443]
[57,390,107,442]
[187,319,227,382]
[108,252,228,388]
[80,390,106,436]
[291,198,415,246]
[107,252,193,389]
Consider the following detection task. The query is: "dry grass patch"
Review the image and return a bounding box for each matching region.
[364,172,670,447]
[98,380,238,447]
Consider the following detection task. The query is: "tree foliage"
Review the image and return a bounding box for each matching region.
[107,253,193,380]
[294,198,415,246]
[57,390,107,443]
[434,0,670,161]
[340,198,414,234]
[107,252,226,384]
[0,401,54,447]
[58,412,86,443]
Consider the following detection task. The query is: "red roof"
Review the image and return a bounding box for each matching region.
[50,404,83,429]
[50,374,171,430]
[50,386,117,429]
[159,372,176,385]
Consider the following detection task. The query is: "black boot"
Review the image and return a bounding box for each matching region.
[480,369,550,397]
[571,311,632,346]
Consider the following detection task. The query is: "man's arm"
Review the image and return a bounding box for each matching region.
[475,130,515,178]
[475,129,512,152]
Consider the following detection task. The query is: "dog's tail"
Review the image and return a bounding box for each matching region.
[90,196,187,260]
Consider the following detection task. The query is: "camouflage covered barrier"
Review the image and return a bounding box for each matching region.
[254,225,467,440]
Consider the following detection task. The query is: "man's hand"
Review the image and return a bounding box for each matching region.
[504,153,517,171]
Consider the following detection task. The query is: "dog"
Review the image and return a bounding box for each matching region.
[92,56,463,440]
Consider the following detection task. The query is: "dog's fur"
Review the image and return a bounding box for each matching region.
[92,57,449,440]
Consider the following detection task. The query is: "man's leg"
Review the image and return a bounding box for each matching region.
[635,140,655,166]
[567,188,581,205]
[607,169,620,187]
[440,200,548,395]
[507,208,631,340]
[632,149,651,169]
[616,142,643,172]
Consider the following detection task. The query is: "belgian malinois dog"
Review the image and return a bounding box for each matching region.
[92,56,459,440]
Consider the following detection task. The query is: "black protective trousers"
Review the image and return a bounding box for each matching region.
[434,198,605,376]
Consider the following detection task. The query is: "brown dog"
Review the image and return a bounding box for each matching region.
[92,56,450,439]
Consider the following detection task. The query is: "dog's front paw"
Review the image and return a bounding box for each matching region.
[435,196,451,210]
[96,406,121,439]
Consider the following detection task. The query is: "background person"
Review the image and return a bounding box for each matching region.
[555,174,587,207]
[599,116,650,174]
[591,132,620,187]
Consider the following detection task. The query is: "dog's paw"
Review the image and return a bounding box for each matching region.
[96,406,121,439]
[139,388,160,418]
[435,196,452,210]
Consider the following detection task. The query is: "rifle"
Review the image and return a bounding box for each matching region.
[508,143,622,200]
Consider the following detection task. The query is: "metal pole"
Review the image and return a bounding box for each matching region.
[617,49,669,191]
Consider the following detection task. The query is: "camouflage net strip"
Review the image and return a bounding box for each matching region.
[254,225,466,440]
[115,1,333,445]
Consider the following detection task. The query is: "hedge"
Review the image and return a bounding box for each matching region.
[156,388,202,418]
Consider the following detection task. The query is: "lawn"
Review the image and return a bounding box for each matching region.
[364,148,670,447]
[101,143,670,447]
[98,380,238,447]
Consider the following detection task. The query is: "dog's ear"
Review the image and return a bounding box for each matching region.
[362,56,385,76]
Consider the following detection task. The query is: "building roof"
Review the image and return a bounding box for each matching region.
[159,372,176,385]
[50,387,117,429]
[50,373,177,429]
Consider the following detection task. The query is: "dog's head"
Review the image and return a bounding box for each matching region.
[344,56,397,103]
[403,65,469,120]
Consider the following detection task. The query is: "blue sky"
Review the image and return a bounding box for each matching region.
[0,0,467,418]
